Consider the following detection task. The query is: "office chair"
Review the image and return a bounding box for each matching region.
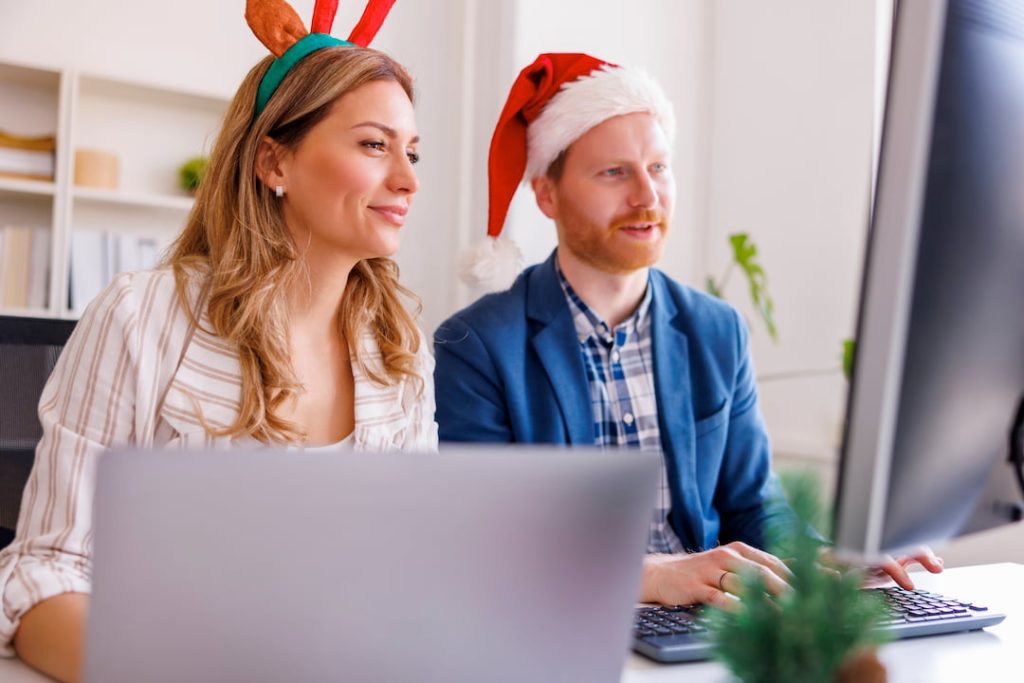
[0,315,76,550]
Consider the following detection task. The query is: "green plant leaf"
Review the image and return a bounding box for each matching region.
[842,338,856,380]
[728,233,778,342]
[706,276,722,298]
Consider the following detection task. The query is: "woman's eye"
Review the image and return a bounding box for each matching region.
[407,151,420,165]
[361,140,387,152]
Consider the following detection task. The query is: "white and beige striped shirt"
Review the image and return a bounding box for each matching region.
[0,267,438,654]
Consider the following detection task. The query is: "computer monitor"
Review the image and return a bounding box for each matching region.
[833,0,1024,559]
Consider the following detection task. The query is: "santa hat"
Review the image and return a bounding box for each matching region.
[459,53,676,292]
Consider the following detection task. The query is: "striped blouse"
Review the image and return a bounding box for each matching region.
[0,267,438,654]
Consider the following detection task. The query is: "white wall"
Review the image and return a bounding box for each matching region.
[704,0,878,463]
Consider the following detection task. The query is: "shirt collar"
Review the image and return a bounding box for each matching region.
[555,257,653,345]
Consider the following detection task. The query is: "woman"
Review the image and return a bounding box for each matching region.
[0,4,435,680]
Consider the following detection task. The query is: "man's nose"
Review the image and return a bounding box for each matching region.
[628,172,658,210]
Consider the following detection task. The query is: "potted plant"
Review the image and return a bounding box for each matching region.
[178,155,210,195]
[705,472,889,682]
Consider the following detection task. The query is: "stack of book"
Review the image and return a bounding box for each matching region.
[0,225,50,310]
[69,230,161,313]
[0,130,56,182]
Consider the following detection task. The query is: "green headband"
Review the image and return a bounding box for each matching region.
[255,33,353,118]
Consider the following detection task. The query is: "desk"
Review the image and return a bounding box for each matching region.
[1,563,1019,682]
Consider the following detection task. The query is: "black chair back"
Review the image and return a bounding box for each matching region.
[0,316,76,549]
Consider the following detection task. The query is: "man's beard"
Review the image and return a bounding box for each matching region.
[557,203,669,275]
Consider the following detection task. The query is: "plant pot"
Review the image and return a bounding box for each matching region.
[835,648,887,683]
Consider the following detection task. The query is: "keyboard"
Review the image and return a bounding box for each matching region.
[632,587,1006,663]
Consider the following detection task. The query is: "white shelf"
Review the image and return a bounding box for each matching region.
[0,176,56,198]
[0,59,229,319]
[72,187,194,212]
[0,306,51,318]
[0,61,60,91]
[78,73,228,114]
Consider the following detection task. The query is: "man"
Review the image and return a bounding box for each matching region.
[434,53,940,608]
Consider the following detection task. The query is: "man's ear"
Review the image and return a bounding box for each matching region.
[255,136,290,190]
[531,175,559,220]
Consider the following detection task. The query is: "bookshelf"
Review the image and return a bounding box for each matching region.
[0,59,228,318]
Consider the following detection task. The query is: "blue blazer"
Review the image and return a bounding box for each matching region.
[433,252,783,551]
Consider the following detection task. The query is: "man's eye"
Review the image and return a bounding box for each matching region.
[361,140,387,151]
[652,162,668,173]
[407,151,420,164]
[602,167,624,177]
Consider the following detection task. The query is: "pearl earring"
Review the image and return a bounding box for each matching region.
[275,185,285,198]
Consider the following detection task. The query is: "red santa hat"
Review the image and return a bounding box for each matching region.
[459,52,676,292]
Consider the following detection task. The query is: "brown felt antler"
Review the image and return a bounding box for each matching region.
[247,0,395,59]
[246,0,309,57]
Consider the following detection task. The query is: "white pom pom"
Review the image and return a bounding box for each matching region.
[458,236,525,293]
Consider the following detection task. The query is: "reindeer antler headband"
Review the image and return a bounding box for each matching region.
[246,0,396,117]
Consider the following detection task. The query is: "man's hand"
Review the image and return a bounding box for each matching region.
[820,545,945,589]
[640,542,794,610]
[862,546,944,589]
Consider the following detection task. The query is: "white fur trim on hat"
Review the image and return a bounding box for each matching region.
[525,64,676,181]
[458,235,525,293]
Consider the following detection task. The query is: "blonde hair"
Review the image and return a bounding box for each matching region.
[167,47,422,444]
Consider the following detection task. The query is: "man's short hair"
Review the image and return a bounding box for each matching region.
[545,149,569,182]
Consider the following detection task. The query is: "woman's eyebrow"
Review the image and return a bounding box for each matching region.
[350,121,419,144]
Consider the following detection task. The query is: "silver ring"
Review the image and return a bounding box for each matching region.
[718,570,731,593]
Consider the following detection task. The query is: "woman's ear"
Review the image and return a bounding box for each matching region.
[531,175,559,220]
[255,136,290,191]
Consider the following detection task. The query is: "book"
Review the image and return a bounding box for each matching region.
[27,228,50,309]
[69,231,164,312]
[0,130,56,152]
[70,230,107,314]
[0,131,56,181]
[0,226,33,308]
[0,147,54,180]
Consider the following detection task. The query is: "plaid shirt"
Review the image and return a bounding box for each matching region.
[556,262,685,554]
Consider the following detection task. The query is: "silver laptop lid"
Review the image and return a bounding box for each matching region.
[84,446,658,683]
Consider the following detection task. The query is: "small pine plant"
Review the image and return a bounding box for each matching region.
[706,472,888,683]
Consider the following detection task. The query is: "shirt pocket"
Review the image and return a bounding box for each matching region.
[694,403,729,439]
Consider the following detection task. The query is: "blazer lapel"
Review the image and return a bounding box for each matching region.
[527,253,593,445]
[650,274,704,547]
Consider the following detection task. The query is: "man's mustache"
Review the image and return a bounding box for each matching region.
[609,210,668,231]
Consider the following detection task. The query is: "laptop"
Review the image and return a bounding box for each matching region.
[83,446,658,682]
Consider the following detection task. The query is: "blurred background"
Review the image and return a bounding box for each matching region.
[1,0,1018,565]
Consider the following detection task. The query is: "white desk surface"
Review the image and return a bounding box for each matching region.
[2,562,1020,682]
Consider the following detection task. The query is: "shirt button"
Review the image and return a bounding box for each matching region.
[611,349,620,363]
[623,412,635,425]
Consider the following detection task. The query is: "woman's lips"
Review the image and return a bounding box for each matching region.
[369,204,408,227]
